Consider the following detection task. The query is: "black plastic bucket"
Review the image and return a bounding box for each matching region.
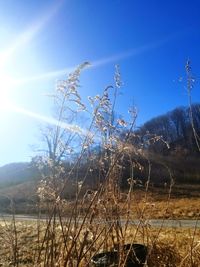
[91,251,118,266]
[91,243,147,267]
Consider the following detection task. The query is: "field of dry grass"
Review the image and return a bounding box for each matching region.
[128,193,200,220]
[0,218,199,266]
[117,183,200,220]
[0,183,199,266]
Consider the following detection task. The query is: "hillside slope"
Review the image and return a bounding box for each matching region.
[0,162,40,187]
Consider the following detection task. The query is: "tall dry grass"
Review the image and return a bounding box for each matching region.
[0,62,199,266]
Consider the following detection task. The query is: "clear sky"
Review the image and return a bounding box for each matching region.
[0,0,200,166]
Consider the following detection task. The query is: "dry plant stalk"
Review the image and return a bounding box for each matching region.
[0,62,199,267]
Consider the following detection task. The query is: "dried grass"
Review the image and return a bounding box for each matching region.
[0,62,199,266]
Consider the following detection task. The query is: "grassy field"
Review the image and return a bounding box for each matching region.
[0,183,200,267]
[3,182,199,218]
[0,218,199,266]
[127,184,200,220]
[0,182,200,266]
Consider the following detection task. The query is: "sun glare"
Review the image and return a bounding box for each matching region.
[0,72,14,111]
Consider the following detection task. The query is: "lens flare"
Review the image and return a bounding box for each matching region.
[0,72,15,111]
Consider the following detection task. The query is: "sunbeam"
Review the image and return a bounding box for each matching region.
[0,1,63,117]
[14,66,75,85]
[13,34,177,85]
[0,0,63,70]
[7,103,89,136]
[0,72,16,111]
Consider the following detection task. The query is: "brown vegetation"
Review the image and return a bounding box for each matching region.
[0,62,199,266]
[0,219,199,266]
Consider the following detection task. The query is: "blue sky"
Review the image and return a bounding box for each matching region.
[0,0,200,166]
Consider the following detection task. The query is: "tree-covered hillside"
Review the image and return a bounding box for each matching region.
[135,103,200,155]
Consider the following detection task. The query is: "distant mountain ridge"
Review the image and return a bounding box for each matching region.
[1,104,200,189]
[0,162,40,187]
